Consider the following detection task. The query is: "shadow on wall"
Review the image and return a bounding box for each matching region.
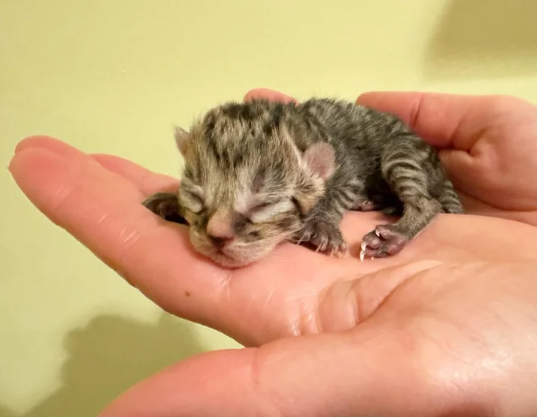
[0,405,16,417]
[423,0,537,80]
[14,313,206,417]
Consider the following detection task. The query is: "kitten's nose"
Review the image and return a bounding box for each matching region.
[208,235,234,249]
[206,210,235,249]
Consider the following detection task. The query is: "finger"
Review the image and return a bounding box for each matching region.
[243,88,298,103]
[16,135,90,159]
[91,154,179,196]
[14,136,179,197]
[9,145,228,325]
[356,91,521,150]
[98,329,443,417]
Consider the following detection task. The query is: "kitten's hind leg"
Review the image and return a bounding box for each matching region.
[360,139,442,259]
[439,179,464,214]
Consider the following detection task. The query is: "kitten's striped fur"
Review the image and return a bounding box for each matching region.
[143,97,463,267]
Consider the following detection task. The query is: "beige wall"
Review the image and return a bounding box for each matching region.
[1,1,537,415]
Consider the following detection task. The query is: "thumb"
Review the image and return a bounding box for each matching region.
[98,332,422,417]
[98,261,492,417]
[98,262,449,417]
[98,326,490,417]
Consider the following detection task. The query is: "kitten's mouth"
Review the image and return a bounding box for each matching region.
[209,244,267,268]
[194,235,278,268]
[216,249,233,259]
[211,250,253,268]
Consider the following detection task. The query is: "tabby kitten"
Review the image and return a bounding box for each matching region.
[143,97,462,267]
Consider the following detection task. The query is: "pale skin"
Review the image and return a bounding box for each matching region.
[9,88,537,416]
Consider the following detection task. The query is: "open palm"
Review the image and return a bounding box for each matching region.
[10,90,537,415]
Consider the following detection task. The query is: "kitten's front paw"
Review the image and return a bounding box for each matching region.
[296,219,347,257]
[360,224,408,260]
[142,192,188,225]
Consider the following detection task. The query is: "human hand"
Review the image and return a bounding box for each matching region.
[99,261,537,416]
[352,90,537,226]
[9,133,537,345]
[8,88,537,415]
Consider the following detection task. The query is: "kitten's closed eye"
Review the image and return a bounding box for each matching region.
[179,187,204,214]
[248,199,296,223]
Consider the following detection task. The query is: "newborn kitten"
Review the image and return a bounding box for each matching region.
[142,98,463,267]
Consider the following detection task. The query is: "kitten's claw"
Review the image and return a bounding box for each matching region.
[359,242,369,261]
[361,225,409,258]
[332,242,347,258]
[296,218,347,257]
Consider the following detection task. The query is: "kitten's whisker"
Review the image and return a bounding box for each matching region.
[295,234,306,245]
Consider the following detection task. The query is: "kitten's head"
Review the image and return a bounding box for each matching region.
[175,100,335,268]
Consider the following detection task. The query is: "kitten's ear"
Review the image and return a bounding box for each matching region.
[303,142,336,180]
[294,143,336,215]
[174,126,190,156]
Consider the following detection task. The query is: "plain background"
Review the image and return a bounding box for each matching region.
[2,1,537,416]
